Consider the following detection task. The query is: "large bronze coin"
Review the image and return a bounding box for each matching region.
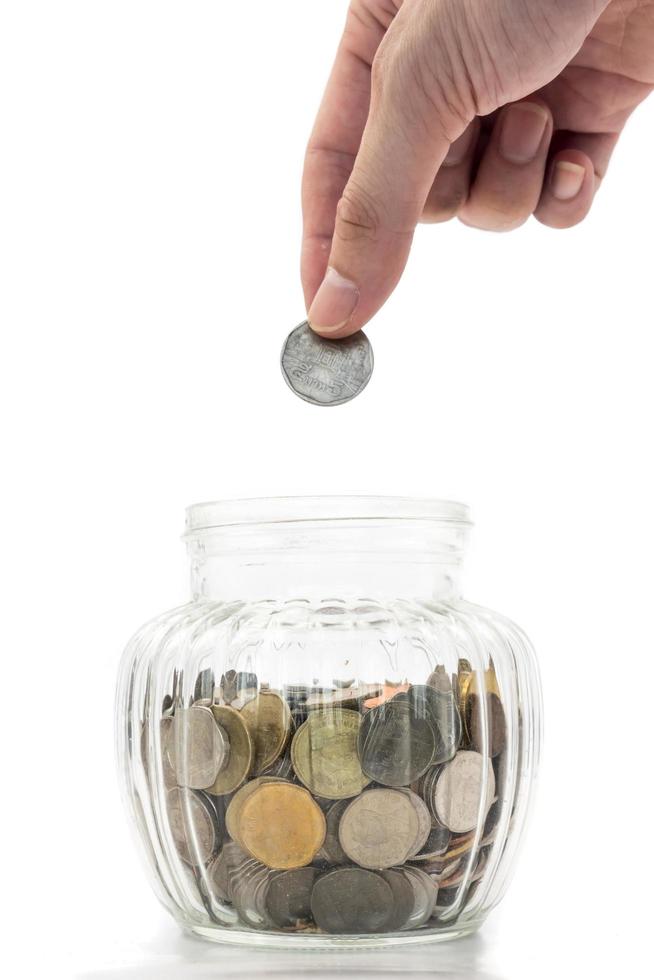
[434,751,496,833]
[241,691,292,774]
[291,708,370,799]
[339,788,419,869]
[225,776,285,844]
[208,705,254,795]
[358,700,436,786]
[238,782,326,870]
[265,867,318,928]
[311,868,394,934]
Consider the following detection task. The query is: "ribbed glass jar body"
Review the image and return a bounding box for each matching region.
[116,498,542,947]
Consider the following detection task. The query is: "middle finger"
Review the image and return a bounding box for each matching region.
[459,100,553,232]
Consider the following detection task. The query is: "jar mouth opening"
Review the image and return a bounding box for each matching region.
[184,496,472,536]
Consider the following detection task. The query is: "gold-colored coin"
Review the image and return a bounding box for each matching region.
[240,691,292,774]
[237,782,326,870]
[208,705,254,795]
[291,709,370,800]
[225,776,285,845]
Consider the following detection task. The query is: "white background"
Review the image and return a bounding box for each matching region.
[1,2,653,978]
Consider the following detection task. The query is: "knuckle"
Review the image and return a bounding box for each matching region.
[335,183,383,243]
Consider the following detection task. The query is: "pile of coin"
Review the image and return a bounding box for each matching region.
[149,663,507,935]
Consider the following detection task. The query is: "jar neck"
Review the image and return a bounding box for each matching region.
[185,518,469,602]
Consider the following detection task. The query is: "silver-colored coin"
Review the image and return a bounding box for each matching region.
[166,787,218,866]
[339,788,419,870]
[434,751,496,833]
[265,867,318,929]
[398,789,432,857]
[378,869,416,932]
[311,867,394,934]
[399,866,438,929]
[318,799,351,866]
[280,320,373,407]
[174,705,228,790]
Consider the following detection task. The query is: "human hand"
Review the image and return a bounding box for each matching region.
[302,0,654,336]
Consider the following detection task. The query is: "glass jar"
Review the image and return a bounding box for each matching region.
[116,497,542,947]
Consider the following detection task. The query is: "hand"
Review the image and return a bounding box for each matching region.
[301,0,654,336]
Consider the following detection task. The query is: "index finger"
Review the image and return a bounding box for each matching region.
[301,7,386,308]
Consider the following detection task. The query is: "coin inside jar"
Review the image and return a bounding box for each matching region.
[407,685,462,764]
[378,869,417,932]
[240,691,292,774]
[166,787,218,866]
[208,705,254,795]
[466,692,507,758]
[265,867,318,928]
[310,868,394,934]
[434,751,496,833]
[358,699,436,786]
[173,705,228,790]
[339,788,419,869]
[225,776,286,844]
[280,320,374,407]
[237,781,326,870]
[291,708,370,799]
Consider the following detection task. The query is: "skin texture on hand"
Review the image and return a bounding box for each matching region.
[301,0,654,336]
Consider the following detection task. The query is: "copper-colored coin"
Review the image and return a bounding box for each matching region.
[208,705,254,795]
[237,782,326,870]
[225,776,285,845]
[305,684,382,711]
[291,708,370,800]
[240,691,292,774]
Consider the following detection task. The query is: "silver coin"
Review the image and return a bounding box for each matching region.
[400,866,438,929]
[311,867,394,934]
[395,788,432,857]
[265,867,318,929]
[280,320,373,407]
[166,787,218,866]
[339,788,419,869]
[318,799,351,866]
[174,705,228,790]
[378,869,416,932]
[434,751,496,833]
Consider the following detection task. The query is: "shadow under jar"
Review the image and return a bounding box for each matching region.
[116,497,542,947]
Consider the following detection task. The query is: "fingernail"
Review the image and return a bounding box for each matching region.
[308,267,359,334]
[499,102,549,165]
[551,161,586,201]
[442,126,475,168]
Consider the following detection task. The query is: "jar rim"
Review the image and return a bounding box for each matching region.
[184,496,472,535]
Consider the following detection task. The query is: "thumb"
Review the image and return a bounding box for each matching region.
[307,40,464,338]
